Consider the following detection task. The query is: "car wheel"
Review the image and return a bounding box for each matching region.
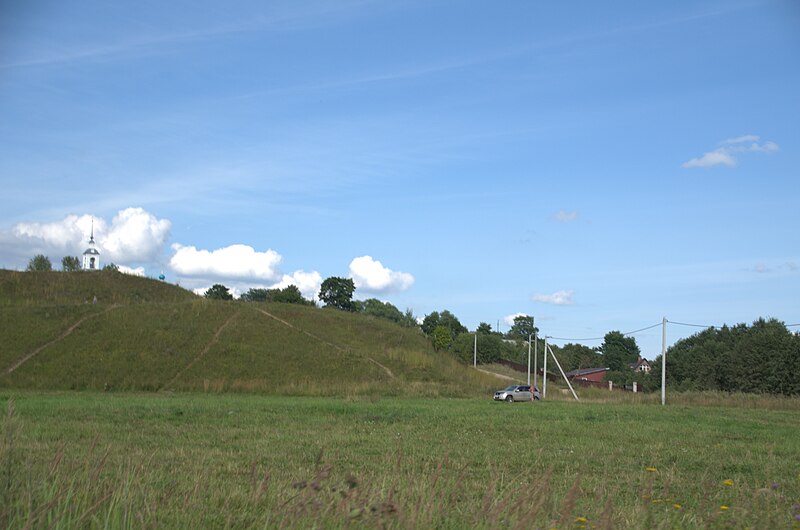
[505,395,514,403]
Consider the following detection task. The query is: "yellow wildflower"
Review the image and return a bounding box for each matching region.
[575,516,588,523]
[672,503,682,509]
[645,467,657,472]
[720,505,729,510]
[723,479,734,486]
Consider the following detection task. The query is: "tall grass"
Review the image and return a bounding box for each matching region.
[1,393,798,528]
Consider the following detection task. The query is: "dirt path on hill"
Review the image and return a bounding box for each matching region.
[161,310,240,390]
[5,304,119,375]
[476,368,518,381]
[252,307,396,379]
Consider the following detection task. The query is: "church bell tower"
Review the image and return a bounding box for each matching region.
[82,220,101,271]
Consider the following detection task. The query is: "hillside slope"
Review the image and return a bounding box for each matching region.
[0,269,197,305]
[0,270,503,396]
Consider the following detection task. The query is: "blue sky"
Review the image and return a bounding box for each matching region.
[1,0,798,356]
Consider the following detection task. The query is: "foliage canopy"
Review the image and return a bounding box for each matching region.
[26,254,52,272]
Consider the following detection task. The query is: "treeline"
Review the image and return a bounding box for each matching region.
[661,318,800,395]
[417,307,800,396]
[24,253,120,272]
[206,278,418,329]
[162,272,800,396]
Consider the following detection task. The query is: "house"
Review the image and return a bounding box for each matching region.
[564,367,609,383]
[630,356,651,373]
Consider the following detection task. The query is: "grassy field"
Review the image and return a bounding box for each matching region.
[1,392,798,529]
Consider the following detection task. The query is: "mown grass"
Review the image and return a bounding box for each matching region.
[1,393,798,529]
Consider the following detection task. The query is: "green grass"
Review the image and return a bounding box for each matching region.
[0,270,502,396]
[0,270,196,306]
[1,393,798,529]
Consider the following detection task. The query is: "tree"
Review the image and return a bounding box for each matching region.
[358,298,417,327]
[204,284,233,300]
[61,256,81,272]
[554,343,603,372]
[272,285,308,304]
[26,254,52,271]
[452,331,517,364]
[241,288,270,302]
[476,322,494,335]
[421,310,467,339]
[433,325,453,351]
[507,315,538,341]
[241,285,312,305]
[663,318,800,395]
[599,331,640,372]
[318,276,356,311]
[103,263,119,272]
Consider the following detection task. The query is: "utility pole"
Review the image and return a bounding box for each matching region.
[527,334,531,385]
[543,336,548,399]
[661,316,667,405]
[533,330,538,390]
[473,332,477,368]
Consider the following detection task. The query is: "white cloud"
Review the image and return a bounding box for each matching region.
[532,290,574,305]
[503,313,531,327]
[270,270,323,300]
[102,208,171,263]
[192,284,243,298]
[170,243,283,281]
[552,210,578,223]
[349,255,414,294]
[682,149,736,168]
[1,208,170,269]
[721,135,760,145]
[682,135,779,168]
[118,265,146,276]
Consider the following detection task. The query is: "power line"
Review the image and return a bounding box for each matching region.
[667,320,714,329]
[623,322,663,335]
[546,334,604,342]
[548,322,662,342]
[546,319,798,343]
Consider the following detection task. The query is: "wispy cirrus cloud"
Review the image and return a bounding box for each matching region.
[682,135,779,168]
[532,290,575,305]
[552,210,578,223]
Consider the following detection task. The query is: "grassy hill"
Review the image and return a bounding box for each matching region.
[0,270,502,396]
[0,269,197,305]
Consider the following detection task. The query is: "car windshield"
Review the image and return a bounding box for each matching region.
[504,386,518,391]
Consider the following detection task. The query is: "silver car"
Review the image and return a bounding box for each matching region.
[493,384,539,402]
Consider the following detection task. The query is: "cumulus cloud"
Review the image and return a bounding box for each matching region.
[102,208,171,263]
[682,135,779,168]
[1,208,170,269]
[532,290,574,305]
[270,270,323,300]
[503,313,531,327]
[118,265,146,276]
[552,210,578,223]
[170,243,283,281]
[349,255,414,294]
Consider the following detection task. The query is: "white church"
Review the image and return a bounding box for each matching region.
[82,222,101,271]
